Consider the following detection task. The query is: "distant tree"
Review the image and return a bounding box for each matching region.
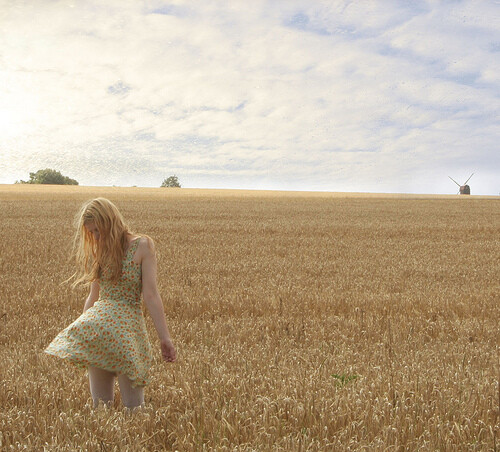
[161,175,181,188]
[17,168,78,185]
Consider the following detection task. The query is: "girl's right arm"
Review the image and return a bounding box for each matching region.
[83,280,100,312]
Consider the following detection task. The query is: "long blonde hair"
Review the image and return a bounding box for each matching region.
[68,198,133,287]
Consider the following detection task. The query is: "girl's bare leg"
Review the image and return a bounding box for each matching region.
[88,366,115,408]
[117,374,144,409]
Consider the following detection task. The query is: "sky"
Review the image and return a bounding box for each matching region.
[0,0,499,195]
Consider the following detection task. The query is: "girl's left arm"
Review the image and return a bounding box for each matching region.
[141,237,176,362]
[83,280,100,312]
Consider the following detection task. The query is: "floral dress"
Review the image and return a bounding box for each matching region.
[45,237,153,387]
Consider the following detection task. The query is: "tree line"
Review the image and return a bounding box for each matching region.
[16,168,181,187]
[16,169,78,185]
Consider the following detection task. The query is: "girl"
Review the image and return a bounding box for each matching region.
[45,197,176,409]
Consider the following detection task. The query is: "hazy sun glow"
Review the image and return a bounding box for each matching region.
[0,78,38,139]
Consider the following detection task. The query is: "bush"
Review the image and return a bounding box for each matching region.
[16,169,79,185]
[161,175,181,188]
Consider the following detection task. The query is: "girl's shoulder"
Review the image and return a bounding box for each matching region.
[134,236,156,262]
[135,235,155,248]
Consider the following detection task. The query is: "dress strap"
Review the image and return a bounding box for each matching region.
[125,236,141,259]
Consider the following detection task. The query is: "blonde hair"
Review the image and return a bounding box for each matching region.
[68,198,133,287]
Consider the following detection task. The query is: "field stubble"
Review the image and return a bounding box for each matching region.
[0,185,499,451]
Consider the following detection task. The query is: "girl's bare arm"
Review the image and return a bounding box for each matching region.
[83,280,100,312]
[141,237,176,362]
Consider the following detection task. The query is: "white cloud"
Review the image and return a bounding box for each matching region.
[0,0,498,194]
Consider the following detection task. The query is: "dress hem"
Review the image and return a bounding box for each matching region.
[43,349,149,388]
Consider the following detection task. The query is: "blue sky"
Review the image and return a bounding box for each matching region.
[1,0,499,194]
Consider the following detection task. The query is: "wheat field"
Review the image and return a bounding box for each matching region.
[0,184,498,451]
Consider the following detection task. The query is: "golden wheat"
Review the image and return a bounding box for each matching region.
[0,184,498,451]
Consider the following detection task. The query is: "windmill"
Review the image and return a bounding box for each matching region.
[448,173,474,195]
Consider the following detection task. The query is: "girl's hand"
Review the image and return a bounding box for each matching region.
[161,338,177,363]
